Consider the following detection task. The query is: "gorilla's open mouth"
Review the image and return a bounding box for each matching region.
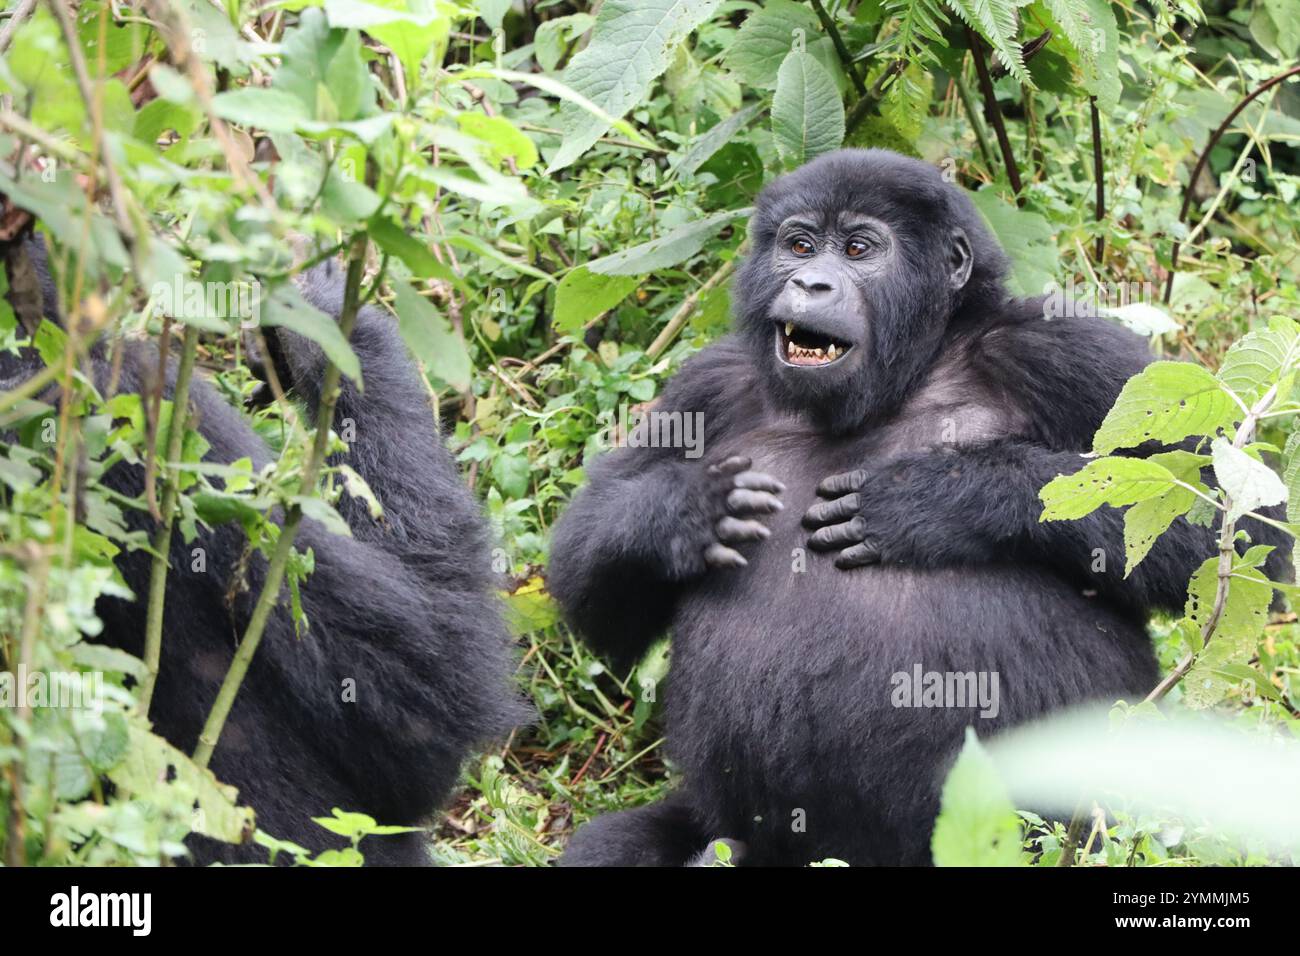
[775,322,854,368]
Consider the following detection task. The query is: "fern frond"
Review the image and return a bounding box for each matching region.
[946,0,1035,89]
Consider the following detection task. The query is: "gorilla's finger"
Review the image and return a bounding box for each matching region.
[708,456,752,477]
[816,470,868,498]
[802,493,860,528]
[704,542,748,569]
[726,489,784,516]
[716,516,771,544]
[733,471,785,494]
[835,541,882,569]
[807,516,868,552]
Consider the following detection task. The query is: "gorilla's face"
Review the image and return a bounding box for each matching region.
[735,149,1003,433]
[767,212,893,379]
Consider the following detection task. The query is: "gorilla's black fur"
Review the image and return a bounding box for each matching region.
[548,149,1287,866]
[3,238,522,865]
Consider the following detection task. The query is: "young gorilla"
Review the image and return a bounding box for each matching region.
[548,149,1286,866]
[4,238,522,866]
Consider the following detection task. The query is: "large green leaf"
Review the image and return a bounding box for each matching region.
[770,50,844,168]
[548,0,722,172]
[968,189,1058,297]
[1039,456,1178,521]
[722,0,822,89]
[585,208,749,276]
[1122,450,1207,575]
[1211,437,1286,523]
[1216,317,1300,403]
[554,267,639,333]
[1092,362,1238,455]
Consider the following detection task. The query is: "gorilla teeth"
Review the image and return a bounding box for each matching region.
[827,344,837,360]
[785,322,795,336]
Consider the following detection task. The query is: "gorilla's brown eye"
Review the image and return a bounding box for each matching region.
[846,239,870,259]
[790,238,815,256]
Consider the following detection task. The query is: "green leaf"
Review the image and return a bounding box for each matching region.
[1211,437,1286,523]
[946,0,1033,88]
[554,267,639,334]
[325,0,450,84]
[212,87,311,132]
[391,278,472,392]
[547,0,722,172]
[1182,557,1274,708]
[1039,456,1178,521]
[722,0,822,89]
[1122,450,1207,575]
[457,113,539,169]
[585,208,749,276]
[674,103,762,178]
[931,728,1024,867]
[1216,317,1300,403]
[1092,362,1238,456]
[260,283,361,386]
[770,50,845,168]
[968,189,1058,297]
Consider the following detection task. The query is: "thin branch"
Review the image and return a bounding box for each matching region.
[1145,380,1281,705]
[954,73,996,175]
[0,0,37,55]
[1163,65,1300,305]
[646,257,737,360]
[193,234,369,768]
[1089,97,1105,265]
[965,29,1023,202]
[810,0,866,97]
[138,324,200,713]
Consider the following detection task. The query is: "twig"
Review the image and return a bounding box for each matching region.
[646,257,737,360]
[138,324,200,713]
[1163,65,1300,305]
[1145,381,1281,704]
[0,0,37,55]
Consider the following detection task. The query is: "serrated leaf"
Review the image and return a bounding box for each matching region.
[391,278,471,392]
[1093,362,1238,455]
[554,267,638,334]
[548,0,722,172]
[1122,450,1208,575]
[946,0,1032,88]
[931,728,1024,867]
[1182,556,1273,709]
[722,0,822,90]
[1039,456,1178,521]
[585,208,749,276]
[1212,437,1286,523]
[771,50,844,168]
[1217,317,1300,402]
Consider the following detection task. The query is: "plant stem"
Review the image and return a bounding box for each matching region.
[1163,65,1300,305]
[1145,381,1280,705]
[810,0,865,96]
[1089,97,1105,265]
[192,237,368,769]
[138,324,200,713]
[646,257,737,360]
[955,73,997,175]
[966,29,1023,202]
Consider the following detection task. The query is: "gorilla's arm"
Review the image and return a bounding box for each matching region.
[803,312,1290,613]
[274,262,489,597]
[804,440,1285,614]
[547,339,778,668]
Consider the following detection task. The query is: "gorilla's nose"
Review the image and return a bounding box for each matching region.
[790,271,836,295]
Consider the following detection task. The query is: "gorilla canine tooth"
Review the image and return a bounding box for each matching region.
[827,344,837,359]
[785,322,794,336]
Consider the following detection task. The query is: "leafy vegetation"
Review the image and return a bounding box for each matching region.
[0,0,1299,866]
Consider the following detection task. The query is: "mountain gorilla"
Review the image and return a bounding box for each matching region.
[2,238,521,865]
[548,149,1286,866]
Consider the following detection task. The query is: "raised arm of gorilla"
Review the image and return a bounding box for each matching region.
[798,312,1292,614]
[13,240,520,866]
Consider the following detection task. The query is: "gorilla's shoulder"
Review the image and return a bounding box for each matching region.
[971,295,1155,446]
[656,336,761,428]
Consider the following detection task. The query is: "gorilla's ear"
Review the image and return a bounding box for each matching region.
[948,228,973,291]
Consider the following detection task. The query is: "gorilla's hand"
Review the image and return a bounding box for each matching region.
[670,455,783,576]
[804,462,935,569]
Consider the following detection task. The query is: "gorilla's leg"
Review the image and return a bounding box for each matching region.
[559,796,717,867]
